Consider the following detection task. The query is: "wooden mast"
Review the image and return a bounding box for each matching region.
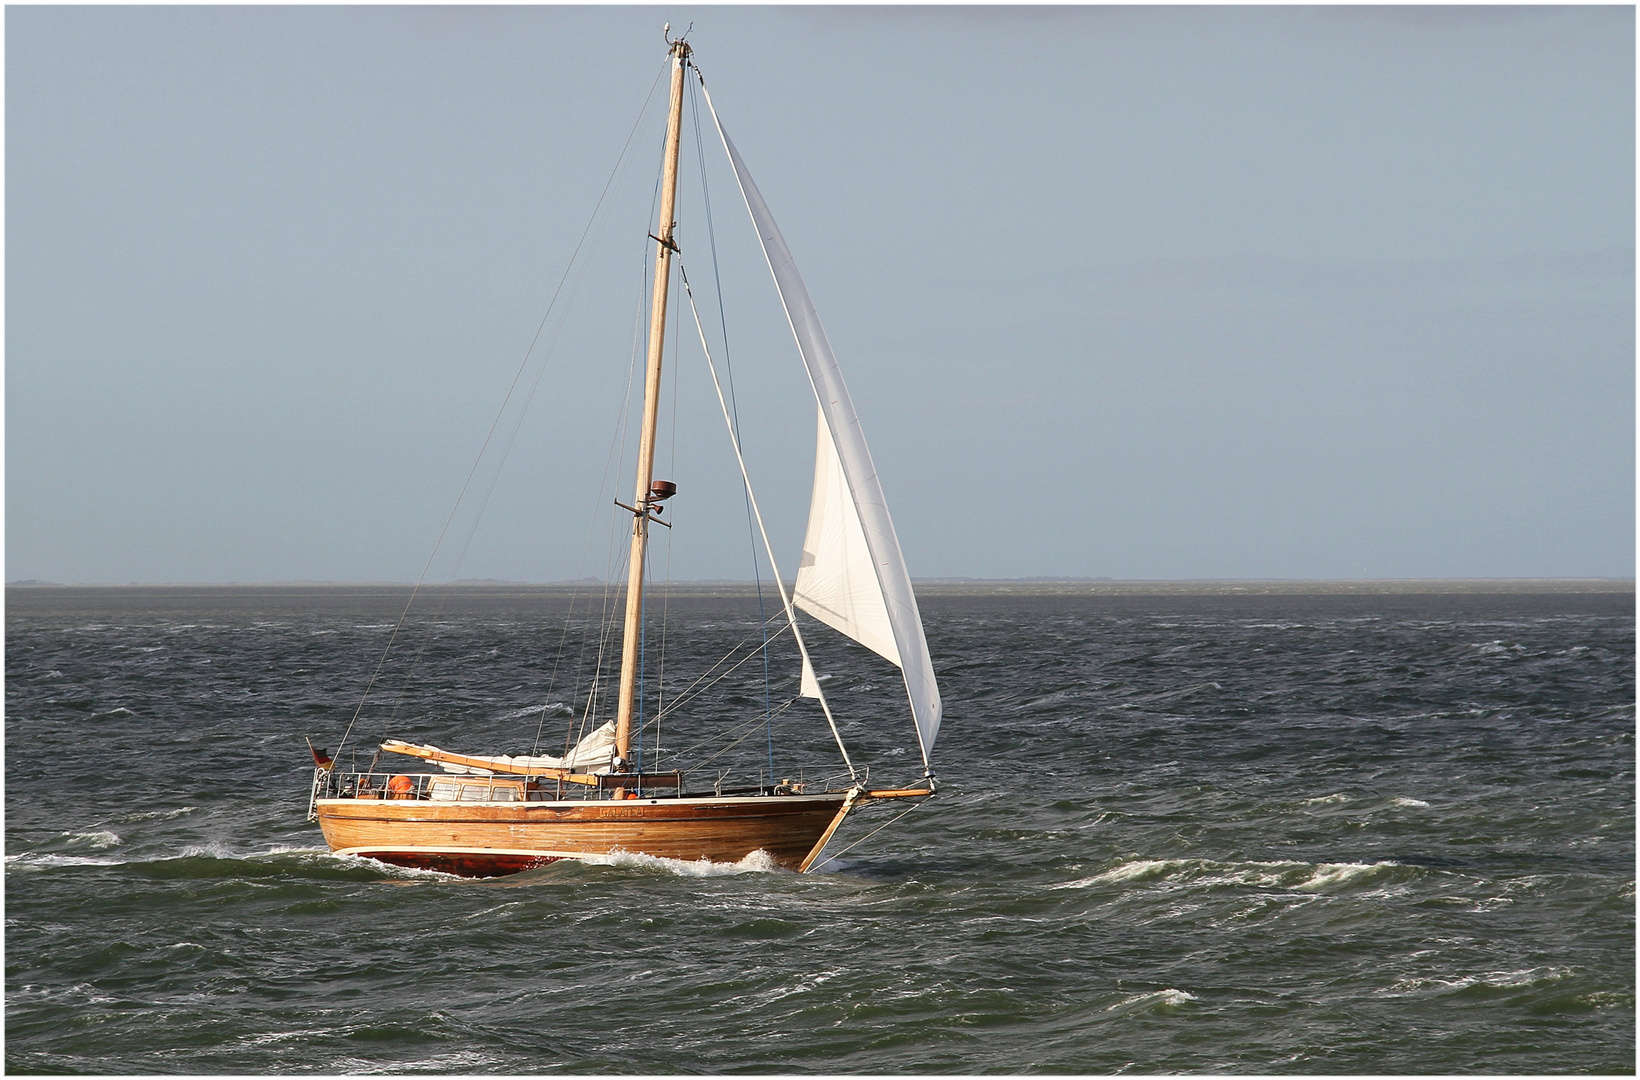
[614,36,690,773]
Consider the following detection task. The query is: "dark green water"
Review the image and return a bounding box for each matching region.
[6,585,1634,1073]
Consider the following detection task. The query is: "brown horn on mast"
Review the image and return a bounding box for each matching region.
[613,38,691,783]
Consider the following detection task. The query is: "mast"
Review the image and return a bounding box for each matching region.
[614,35,690,770]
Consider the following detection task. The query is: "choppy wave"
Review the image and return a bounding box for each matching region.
[1052,857,1409,893]
[490,701,573,722]
[7,852,125,869]
[110,806,198,824]
[62,830,123,849]
[1381,966,1578,997]
[5,587,1631,1074]
[1105,988,1198,1013]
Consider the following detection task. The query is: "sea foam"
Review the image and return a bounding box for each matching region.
[586,848,782,877]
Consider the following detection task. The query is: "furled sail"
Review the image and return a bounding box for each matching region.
[381,720,617,776]
[706,98,942,766]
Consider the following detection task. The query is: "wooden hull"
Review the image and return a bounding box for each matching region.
[315,793,851,877]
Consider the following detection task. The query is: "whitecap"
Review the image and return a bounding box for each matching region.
[1050,858,1182,889]
[111,806,197,824]
[62,830,123,850]
[1050,857,1404,894]
[351,1050,504,1073]
[491,702,573,722]
[461,902,524,921]
[1294,861,1402,891]
[752,968,843,1005]
[6,852,124,868]
[252,845,339,860]
[1390,796,1430,808]
[236,1028,334,1047]
[585,848,782,876]
[321,852,461,880]
[1381,966,1571,996]
[1105,988,1198,1012]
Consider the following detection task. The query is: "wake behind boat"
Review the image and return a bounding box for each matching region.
[306,32,942,876]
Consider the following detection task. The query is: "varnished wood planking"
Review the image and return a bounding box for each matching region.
[316,793,849,872]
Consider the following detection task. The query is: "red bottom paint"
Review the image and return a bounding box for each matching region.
[362,851,564,877]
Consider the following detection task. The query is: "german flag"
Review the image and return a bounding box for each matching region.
[306,736,334,771]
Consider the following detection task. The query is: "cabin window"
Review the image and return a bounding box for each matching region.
[429,781,460,802]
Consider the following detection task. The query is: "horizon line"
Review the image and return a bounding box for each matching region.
[6,575,1634,590]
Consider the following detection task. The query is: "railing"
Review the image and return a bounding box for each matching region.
[307,763,867,821]
[311,770,601,804]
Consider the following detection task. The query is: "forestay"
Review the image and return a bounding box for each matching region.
[701,84,942,767]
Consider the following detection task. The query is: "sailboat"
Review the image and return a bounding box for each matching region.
[307,33,941,877]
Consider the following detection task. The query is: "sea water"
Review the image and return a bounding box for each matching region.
[5,584,1633,1073]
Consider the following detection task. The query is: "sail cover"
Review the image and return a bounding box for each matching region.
[708,104,942,765]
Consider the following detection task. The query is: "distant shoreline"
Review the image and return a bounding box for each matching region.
[7,578,1633,596]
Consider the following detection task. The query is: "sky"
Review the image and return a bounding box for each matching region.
[6,5,1634,584]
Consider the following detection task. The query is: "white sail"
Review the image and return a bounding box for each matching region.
[799,653,823,699]
[704,94,942,766]
[794,405,902,666]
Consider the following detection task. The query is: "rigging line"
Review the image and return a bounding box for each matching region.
[533,252,653,758]
[637,545,647,765]
[650,606,783,700]
[672,698,800,771]
[683,716,787,774]
[650,620,794,725]
[650,635,790,736]
[641,266,680,764]
[382,159,631,734]
[382,73,672,744]
[601,246,657,706]
[592,120,670,760]
[335,60,669,759]
[558,202,654,757]
[389,105,659,722]
[655,179,688,776]
[655,524,671,772]
[565,252,651,758]
[661,701,788,760]
[676,255,857,779]
[420,58,664,609]
[647,613,791,721]
[688,73,776,783]
[809,796,934,872]
[699,71,937,777]
[395,58,670,708]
